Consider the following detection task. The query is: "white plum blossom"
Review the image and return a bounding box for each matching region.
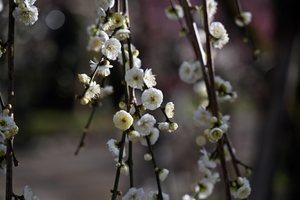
[104,12,125,31]
[198,0,218,20]
[198,148,217,173]
[122,187,145,200]
[101,38,121,60]
[140,127,159,146]
[165,4,184,20]
[134,113,156,136]
[148,191,169,200]
[113,29,130,41]
[90,60,113,77]
[82,81,101,104]
[113,110,133,131]
[179,61,202,84]
[125,68,145,90]
[230,177,251,199]
[0,109,19,139]
[235,12,252,27]
[215,76,237,103]
[94,0,115,11]
[107,139,126,157]
[87,31,109,52]
[13,0,39,26]
[164,102,175,118]
[195,182,214,199]
[204,127,223,143]
[193,105,212,128]
[158,168,169,182]
[78,74,91,86]
[143,68,156,88]
[141,88,163,110]
[209,22,229,49]
[23,185,40,200]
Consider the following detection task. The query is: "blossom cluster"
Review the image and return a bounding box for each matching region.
[0,108,19,176]
[165,0,252,199]
[13,0,39,26]
[76,0,179,199]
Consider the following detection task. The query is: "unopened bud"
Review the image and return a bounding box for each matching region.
[236,177,244,186]
[144,153,152,161]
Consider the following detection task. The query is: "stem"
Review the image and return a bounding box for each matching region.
[217,138,231,200]
[201,0,231,199]
[146,136,163,200]
[6,1,16,200]
[74,106,97,155]
[179,0,213,107]
[111,132,127,200]
[233,0,258,60]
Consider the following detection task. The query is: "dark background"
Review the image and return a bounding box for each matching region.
[0,0,299,199]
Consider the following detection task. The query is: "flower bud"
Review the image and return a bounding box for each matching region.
[236,177,244,186]
[169,122,178,132]
[158,168,169,182]
[144,153,152,161]
[118,101,127,109]
[127,130,140,142]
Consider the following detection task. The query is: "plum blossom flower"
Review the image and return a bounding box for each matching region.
[78,74,91,86]
[195,182,214,199]
[101,38,121,60]
[230,177,251,199]
[193,105,212,128]
[134,114,156,136]
[0,109,19,139]
[209,22,229,49]
[125,68,145,90]
[107,139,126,157]
[164,102,175,118]
[179,61,202,84]
[122,187,145,200]
[113,110,133,131]
[90,60,113,77]
[235,12,252,27]
[141,88,163,110]
[215,76,237,103]
[140,128,159,146]
[82,81,101,104]
[143,68,156,88]
[13,0,39,26]
[113,29,130,41]
[23,185,40,200]
[87,31,109,52]
[165,4,184,20]
[204,127,223,143]
[198,0,218,20]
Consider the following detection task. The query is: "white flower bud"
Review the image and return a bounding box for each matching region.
[127,130,140,142]
[158,168,169,182]
[144,153,152,161]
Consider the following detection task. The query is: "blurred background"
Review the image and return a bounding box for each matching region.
[0,0,299,199]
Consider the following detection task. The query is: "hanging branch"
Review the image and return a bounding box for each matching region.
[5,0,16,199]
